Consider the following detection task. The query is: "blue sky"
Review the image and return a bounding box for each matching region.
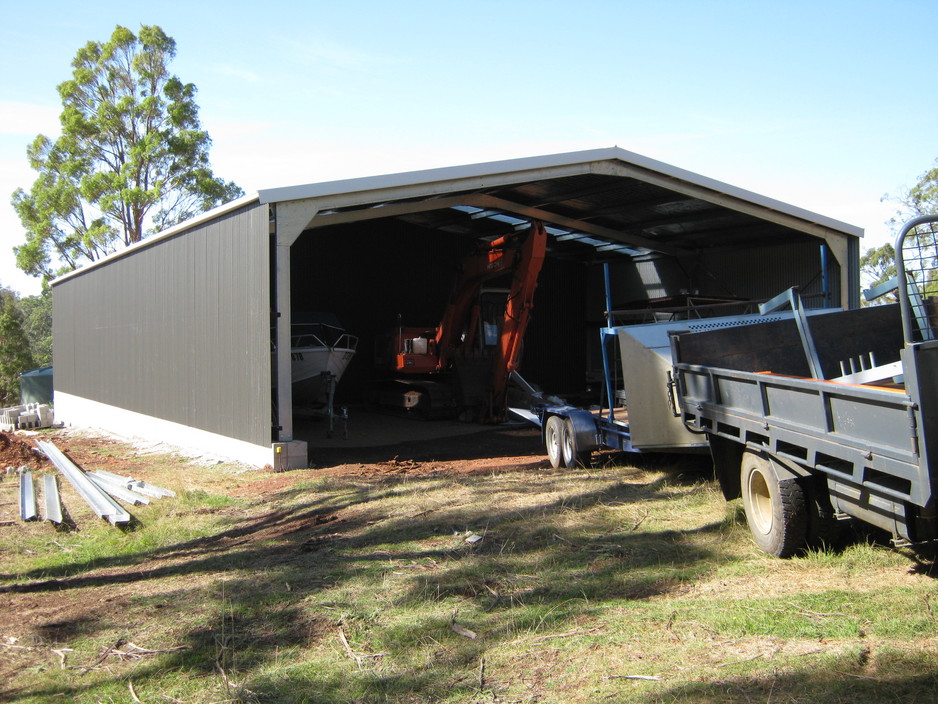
[2,0,936,295]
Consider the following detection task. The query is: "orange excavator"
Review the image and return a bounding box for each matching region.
[379,220,547,421]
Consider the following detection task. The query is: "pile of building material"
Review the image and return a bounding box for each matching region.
[18,440,175,527]
[1,403,54,432]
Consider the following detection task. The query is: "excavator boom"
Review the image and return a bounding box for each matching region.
[387,220,547,420]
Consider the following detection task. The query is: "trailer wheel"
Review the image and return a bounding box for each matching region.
[740,451,807,558]
[545,415,565,469]
[562,418,591,468]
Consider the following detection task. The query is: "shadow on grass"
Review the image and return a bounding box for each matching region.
[648,648,938,704]
[0,438,907,704]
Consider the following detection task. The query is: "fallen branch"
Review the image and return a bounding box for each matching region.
[607,674,661,681]
[79,638,124,674]
[116,641,189,658]
[837,671,884,681]
[128,680,142,703]
[1,640,32,651]
[336,627,386,669]
[450,617,478,640]
[51,648,74,669]
[337,628,362,668]
[630,510,649,532]
[501,626,603,647]
[717,654,763,668]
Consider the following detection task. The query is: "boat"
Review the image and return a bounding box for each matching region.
[291,313,358,408]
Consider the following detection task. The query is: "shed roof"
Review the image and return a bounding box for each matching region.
[260,146,862,261]
[54,146,863,285]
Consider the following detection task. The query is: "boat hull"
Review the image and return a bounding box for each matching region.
[291,346,356,405]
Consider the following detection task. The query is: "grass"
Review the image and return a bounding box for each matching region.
[2,439,938,703]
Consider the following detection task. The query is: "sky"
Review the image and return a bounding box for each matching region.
[1,0,936,296]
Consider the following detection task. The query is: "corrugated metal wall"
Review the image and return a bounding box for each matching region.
[697,240,840,307]
[603,240,839,309]
[52,203,271,447]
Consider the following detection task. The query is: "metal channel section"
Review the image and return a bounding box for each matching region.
[43,473,63,523]
[87,473,150,506]
[91,470,175,498]
[37,440,130,525]
[19,469,37,521]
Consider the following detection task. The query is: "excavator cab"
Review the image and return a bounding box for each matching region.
[375,220,547,421]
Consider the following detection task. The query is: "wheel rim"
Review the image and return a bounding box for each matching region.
[562,424,575,466]
[546,417,563,467]
[747,468,774,535]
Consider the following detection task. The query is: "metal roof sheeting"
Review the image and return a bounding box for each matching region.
[53,147,863,286]
[259,146,862,266]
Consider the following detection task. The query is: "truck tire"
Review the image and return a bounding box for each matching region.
[740,451,808,558]
[562,418,591,468]
[804,476,849,550]
[545,415,565,469]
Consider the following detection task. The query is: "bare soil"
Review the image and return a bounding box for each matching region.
[0,431,50,470]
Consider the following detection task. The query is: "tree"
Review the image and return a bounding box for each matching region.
[859,242,897,305]
[0,290,35,406]
[11,25,243,282]
[861,161,938,305]
[888,160,938,226]
[17,289,52,367]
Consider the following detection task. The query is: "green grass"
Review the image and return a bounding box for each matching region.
[2,446,938,703]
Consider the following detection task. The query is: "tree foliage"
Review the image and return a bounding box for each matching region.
[0,290,35,406]
[888,160,938,227]
[17,289,52,367]
[859,242,897,305]
[11,25,243,282]
[862,161,938,305]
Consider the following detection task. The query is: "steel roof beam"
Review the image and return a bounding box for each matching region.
[467,194,685,256]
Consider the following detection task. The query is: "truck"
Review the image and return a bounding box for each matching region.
[528,214,938,557]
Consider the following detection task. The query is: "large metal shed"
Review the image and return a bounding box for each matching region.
[51,147,863,468]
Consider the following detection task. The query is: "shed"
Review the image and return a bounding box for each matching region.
[51,147,863,468]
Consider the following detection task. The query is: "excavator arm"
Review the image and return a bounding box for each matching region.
[388,220,547,420]
[489,220,547,416]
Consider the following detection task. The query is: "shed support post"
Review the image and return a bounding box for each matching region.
[275,242,293,442]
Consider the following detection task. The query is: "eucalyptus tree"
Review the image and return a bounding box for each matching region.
[12,25,243,281]
[0,290,34,406]
[861,161,938,305]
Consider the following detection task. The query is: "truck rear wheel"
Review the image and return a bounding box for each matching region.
[545,415,565,469]
[804,476,849,550]
[740,451,808,558]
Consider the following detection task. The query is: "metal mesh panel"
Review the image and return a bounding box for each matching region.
[897,217,938,343]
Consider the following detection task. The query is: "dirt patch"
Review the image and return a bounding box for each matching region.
[0,432,49,470]
[228,426,549,498]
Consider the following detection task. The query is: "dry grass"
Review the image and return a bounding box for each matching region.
[1,428,937,703]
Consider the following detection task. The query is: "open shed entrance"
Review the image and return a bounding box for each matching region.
[265,149,861,461]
